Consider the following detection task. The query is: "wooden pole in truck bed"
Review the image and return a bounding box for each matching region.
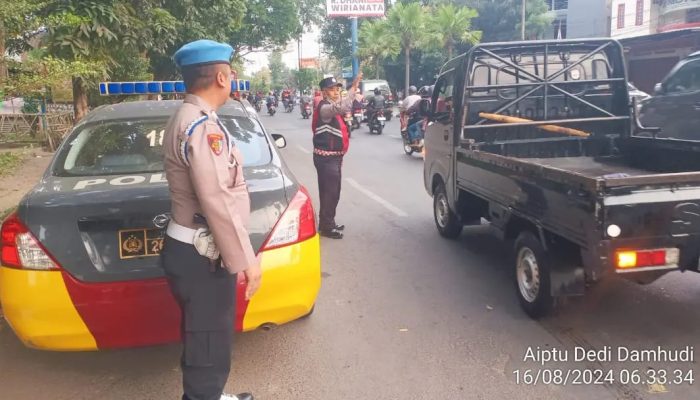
[478,112,591,138]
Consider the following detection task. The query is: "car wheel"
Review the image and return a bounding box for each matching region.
[433,183,462,238]
[514,231,554,319]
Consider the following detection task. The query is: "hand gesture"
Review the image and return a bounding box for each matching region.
[243,261,262,300]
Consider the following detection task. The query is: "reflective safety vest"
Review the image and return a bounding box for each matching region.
[311,99,349,155]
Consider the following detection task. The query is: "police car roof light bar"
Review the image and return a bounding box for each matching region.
[99,80,251,96]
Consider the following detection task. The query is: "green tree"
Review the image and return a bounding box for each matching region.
[320,18,353,63]
[465,0,552,42]
[0,0,47,80]
[386,2,426,96]
[427,4,481,60]
[34,1,180,121]
[228,0,302,59]
[293,68,320,92]
[269,50,290,90]
[358,20,400,79]
[250,67,272,94]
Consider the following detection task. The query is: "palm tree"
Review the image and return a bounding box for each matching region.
[386,2,425,97]
[358,20,400,79]
[429,4,482,60]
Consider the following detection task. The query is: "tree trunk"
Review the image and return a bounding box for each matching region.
[0,24,6,83]
[447,43,453,60]
[404,46,410,100]
[72,77,89,123]
[376,58,380,79]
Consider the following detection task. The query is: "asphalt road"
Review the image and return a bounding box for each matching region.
[2,108,700,400]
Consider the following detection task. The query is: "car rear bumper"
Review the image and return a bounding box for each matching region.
[0,234,321,351]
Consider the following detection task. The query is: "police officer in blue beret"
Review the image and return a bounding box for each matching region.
[162,39,259,400]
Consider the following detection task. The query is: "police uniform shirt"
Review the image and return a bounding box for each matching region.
[163,94,257,274]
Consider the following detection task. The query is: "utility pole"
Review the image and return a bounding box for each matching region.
[351,17,359,79]
[298,37,302,70]
[521,0,526,40]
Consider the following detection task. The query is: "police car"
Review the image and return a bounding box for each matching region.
[0,81,321,350]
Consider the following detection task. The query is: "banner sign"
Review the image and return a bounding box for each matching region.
[658,0,700,15]
[326,0,386,18]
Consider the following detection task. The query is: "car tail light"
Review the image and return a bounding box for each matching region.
[1,213,59,270]
[261,187,316,251]
[615,248,679,270]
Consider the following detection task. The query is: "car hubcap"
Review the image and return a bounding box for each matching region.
[517,247,540,303]
[436,193,449,228]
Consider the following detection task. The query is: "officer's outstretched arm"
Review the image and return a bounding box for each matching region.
[186,122,258,274]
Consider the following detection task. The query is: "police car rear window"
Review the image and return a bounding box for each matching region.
[53,116,272,177]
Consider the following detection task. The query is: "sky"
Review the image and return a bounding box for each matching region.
[243,27,322,75]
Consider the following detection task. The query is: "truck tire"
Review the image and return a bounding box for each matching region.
[433,183,462,238]
[514,232,554,318]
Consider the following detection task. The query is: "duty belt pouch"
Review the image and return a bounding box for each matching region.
[193,228,220,260]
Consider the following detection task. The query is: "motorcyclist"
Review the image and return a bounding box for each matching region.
[266,91,277,112]
[366,88,385,125]
[281,90,291,109]
[400,86,423,145]
[300,91,312,109]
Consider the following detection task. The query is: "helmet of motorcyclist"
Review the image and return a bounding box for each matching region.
[373,88,381,95]
[409,86,417,95]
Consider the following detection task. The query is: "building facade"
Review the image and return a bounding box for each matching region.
[544,0,612,39]
[611,0,700,38]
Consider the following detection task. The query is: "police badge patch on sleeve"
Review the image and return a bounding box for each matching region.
[207,133,224,155]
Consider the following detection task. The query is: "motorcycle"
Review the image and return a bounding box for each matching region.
[401,114,424,156]
[367,109,386,135]
[285,101,294,113]
[255,100,263,113]
[351,106,364,131]
[301,103,312,119]
[267,103,276,116]
[344,111,353,138]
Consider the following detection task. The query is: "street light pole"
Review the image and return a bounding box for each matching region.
[521,0,526,40]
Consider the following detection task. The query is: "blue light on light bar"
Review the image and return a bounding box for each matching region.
[134,82,148,94]
[99,80,251,96]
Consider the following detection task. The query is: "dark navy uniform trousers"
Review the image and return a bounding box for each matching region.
[313,153,343,231]
[161,236,236,400]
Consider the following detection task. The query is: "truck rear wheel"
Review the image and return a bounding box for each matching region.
[514,232,554,318]
[433,183,462,238]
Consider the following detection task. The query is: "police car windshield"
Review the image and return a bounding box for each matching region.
[54,116,271,177]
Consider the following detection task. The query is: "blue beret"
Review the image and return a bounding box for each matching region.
[174,39,234,68]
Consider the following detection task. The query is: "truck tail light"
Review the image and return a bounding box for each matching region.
[1,213,59,270]
[615,248,679,270]
[261,187,316,251]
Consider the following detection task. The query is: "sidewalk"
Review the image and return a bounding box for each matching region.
[0,149,53,219]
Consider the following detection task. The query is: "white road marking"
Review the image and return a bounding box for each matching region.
[390,134,402,139]
[345,178,408,217]
[296,145,311,154]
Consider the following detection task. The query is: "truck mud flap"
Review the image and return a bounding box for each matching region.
[550,263,585,297]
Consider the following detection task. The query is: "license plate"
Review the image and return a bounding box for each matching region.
[354,113,363,117]
[378,116,386,121]
[118,228,164,259]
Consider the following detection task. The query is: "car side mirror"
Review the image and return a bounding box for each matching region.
[653,83,664,95]
[419,99,432,118]
[271,133,287,148]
